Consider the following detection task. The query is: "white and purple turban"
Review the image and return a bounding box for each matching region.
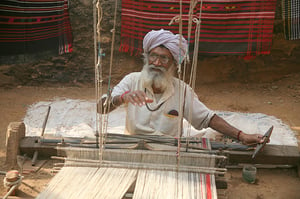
[143,29,188,64]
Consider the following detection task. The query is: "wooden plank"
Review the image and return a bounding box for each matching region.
[20,137,300,166]
[103,149,218,167]
[225,144,300,165]
[19,137,58,157]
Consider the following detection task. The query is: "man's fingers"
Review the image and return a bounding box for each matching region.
[245,142,258,147]
[128,91,153,106]
[130,93,142,106]
[145,97,153,103]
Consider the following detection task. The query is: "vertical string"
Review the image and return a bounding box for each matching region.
[176,0,184,169]
[94,0,106,162]
[93,0,100,159]
[185,0,204,149]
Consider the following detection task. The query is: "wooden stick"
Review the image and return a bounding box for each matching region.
[60,159,226,174]
[40,106,51,138]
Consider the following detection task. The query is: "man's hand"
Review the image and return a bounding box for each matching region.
[97,95,113,114]
[208,114,269,146]
[239,132,266,146]
[122,90,153,106]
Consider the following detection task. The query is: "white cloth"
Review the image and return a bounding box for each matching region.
[111,72,215,137]
[143,29,188,64]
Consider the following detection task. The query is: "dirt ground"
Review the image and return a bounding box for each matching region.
[0,71,299,198]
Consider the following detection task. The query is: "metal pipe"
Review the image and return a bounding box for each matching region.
[31,151,38,166]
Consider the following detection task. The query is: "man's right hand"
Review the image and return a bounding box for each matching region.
[121,90,153,106]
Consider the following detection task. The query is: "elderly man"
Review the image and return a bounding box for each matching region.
[101,29,264,145]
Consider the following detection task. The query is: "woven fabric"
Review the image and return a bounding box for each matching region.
[0,0,73,55]
[282,0,300,40]
[120,0,276,56]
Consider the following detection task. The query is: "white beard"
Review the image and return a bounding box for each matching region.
[141,63,174,92]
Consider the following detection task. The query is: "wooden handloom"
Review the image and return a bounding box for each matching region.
[5,122,300,198]
[36,137,226,199]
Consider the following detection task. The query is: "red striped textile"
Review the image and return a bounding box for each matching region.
[0,0,72,55]
[120,0,276,57]
[206,174,212,199]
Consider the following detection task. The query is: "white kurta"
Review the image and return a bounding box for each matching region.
[111,72,215,137]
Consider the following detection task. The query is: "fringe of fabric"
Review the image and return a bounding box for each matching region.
[282,0,300,40]
[120,0,277,57]
[0,0,73,55]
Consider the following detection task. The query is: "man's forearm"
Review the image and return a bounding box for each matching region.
[208,114,245,141]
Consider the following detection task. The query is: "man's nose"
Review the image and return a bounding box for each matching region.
[152,58,162,66]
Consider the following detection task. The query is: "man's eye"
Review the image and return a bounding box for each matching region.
[161,57,169,62]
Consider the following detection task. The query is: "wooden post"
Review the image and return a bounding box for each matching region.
[292,127,300,178]
[5,122,25,168]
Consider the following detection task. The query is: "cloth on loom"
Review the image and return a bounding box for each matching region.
[23,98,298,146]
[0,0,73,55]
[282,0,300,40]
[37,167,218,199]
[120,0,277,57]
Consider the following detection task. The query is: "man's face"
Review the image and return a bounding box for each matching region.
[148,46,174,72]
[141,46,175,92]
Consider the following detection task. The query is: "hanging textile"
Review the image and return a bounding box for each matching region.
[0,0,73,55]
[120,0,277,56]
[282,0,300,40]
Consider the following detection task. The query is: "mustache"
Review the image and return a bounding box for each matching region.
[148,64,167,73]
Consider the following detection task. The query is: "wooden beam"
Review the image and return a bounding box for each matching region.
[19,137,59,157]
[223,144,300,165]
[19,137,300,166]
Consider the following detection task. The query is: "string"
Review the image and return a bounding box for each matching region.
[144,88,165,112]
[93,0,103,160]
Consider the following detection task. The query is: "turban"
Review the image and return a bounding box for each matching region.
[143,29,188,64]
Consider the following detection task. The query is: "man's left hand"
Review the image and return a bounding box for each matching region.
[240,133,266,146]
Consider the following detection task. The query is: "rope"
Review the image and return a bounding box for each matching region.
[3,174,23,199]
[102,0,119,149]
[93,0,119,162]
[170,0,205,165]
[93,0,109,162]
[167,0,206,156]
[3,176,23,189]
[181,0,204,150]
